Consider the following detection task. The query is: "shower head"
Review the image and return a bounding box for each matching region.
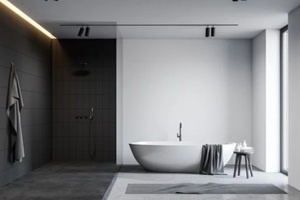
[72,61,90,77]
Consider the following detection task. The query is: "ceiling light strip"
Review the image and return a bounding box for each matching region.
[0,0,56,39]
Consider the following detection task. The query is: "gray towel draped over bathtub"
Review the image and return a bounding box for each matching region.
[199,144,224,175]
[7,63,25,163]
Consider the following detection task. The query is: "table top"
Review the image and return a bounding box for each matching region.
[234,150,254,155]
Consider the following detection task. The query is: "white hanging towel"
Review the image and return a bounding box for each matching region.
[7,63,25,163]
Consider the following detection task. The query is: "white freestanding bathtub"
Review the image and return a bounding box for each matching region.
[129,141,236,173]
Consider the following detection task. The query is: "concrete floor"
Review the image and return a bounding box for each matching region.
[0,162,118,200]
[1,163,300,200]
[107,165,300,200]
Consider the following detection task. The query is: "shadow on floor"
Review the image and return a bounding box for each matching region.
[0,161,119,200]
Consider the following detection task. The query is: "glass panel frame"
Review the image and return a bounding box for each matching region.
[280,25,289,176]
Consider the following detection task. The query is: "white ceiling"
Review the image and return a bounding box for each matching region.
[9,0,300,39]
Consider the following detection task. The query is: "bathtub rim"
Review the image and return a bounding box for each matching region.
[129,141,237,147]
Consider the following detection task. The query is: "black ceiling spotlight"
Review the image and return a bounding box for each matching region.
[85,26,90,37]
[205,26,215,38]
[77,26,90,37]
[78,26,84,37]
[211,26,215,37]
[205,26,210,37]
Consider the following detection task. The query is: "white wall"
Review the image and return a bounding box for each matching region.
[252,30,280,172]
[121,39,252,164]
[252,31,267,170]
[288,5,300,190]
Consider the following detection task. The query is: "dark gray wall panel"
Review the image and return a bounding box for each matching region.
[52,39,116,162]
[0,4,52,187]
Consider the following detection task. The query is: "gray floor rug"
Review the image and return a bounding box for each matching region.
[126,183,287,194]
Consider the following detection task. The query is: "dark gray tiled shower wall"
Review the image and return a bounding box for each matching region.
[0,5,52,186]
[52,40,116,162]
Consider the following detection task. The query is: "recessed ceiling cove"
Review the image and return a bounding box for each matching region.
[9,0,300,39]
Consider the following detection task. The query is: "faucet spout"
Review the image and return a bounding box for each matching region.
[177,122,182,141]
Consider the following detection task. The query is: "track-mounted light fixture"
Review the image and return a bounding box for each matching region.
[77,26,90,37]
[61,23,238,38]
[205,26,210,38]
[85,26,90,37]
[78,26,84,37]
[205,26,216,37]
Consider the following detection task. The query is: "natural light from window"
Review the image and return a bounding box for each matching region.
[282,28,289,174]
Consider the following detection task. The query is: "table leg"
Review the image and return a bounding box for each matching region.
[233,154,239,178]
[247,155,253,177]
[245,155,249,179]
[238,154,241,176]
